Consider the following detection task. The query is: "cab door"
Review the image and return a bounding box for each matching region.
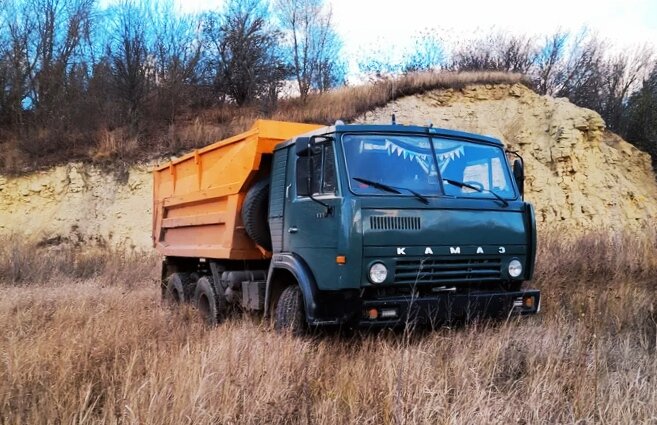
[283,140,341,290]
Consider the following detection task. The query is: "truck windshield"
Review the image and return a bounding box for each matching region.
[342,134,516,199]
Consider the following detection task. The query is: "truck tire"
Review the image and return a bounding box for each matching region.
[194,276,227,326]
[274,285,306,335]
[165,272,189,304]
[242,179,272,251]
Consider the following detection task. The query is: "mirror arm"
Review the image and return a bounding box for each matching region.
[506,150,525,201]
[306,135,333,218]
[505,149,524,166]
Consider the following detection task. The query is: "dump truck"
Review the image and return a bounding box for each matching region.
[153,119,540,332]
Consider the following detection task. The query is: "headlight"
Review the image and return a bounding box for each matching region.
[508,259,523,278]
[368,262,388,284]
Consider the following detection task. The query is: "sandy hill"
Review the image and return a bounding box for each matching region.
[1,83,656,250]
[358,84,657,231]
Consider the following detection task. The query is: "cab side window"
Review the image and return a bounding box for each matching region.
[296,142,337,197]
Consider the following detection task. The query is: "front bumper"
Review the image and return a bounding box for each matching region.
[358,289,540,327]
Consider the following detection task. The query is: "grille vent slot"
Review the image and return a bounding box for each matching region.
[395,258,502,285]
[370,216,421,230]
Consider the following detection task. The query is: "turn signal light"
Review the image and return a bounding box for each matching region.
[367,308,378,320]
[336,255,346,264]
[523,296,535,309]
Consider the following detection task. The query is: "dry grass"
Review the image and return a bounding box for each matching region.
[272,71,528,125]
[0,235,158,286]
[91,129,140,163]
[1,231,657,424]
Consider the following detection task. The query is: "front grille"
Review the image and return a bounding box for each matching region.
[370,216,421,230]
[394,257,502,285]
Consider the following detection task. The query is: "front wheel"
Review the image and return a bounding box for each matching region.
[274,285,306,335]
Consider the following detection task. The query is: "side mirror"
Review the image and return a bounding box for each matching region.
[295,137,312,156]
[513,159,524,196]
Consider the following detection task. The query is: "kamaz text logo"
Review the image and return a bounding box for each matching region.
[396,246,507,255]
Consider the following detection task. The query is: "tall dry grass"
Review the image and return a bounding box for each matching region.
[0,234,158,286]
[1,231,657,424]
[272,71,528,125]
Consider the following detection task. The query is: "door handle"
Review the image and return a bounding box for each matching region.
[288,227,298,233]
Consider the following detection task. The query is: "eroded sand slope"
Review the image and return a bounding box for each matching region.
[0,164,153,249]
[358,84,657,230]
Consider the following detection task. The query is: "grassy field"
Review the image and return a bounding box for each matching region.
[1,232,657,424]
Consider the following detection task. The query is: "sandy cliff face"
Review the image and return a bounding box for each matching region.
[1,83,656,250]
[358,84,657,231]
[0,164,153,250]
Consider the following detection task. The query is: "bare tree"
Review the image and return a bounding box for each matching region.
[312,14,344,92]
[535,32,568,95]
[26,0,95,123]
[599,47,654,132]
[499,34,538,74]
[0,0,97,156]
[275,0,340,99]
[106,0,151,130]
[450,32,538,73]
[625,64,657,167]
[150,0,202,122]
[202,0,287,106]
[402,29,444,73]
[0,2,26,128]
[554,32,606,108]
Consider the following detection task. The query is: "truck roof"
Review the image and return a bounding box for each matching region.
[275,122,504,150]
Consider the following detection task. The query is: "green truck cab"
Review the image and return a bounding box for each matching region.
[265,122,540,330]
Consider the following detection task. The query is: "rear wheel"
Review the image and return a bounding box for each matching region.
[274,285,306,335]
[165,273,189,304]
[194,276,227,326]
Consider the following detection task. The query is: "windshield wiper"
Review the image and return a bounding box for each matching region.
[399,187,429,205]
[442,178,509,207]
[353,177,401,194]
[353,177,429,205]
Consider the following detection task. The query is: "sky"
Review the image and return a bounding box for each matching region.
[170,0,657,58]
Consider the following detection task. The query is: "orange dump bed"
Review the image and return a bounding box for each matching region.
[152,120,323,260]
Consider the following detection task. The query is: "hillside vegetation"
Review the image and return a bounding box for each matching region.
[0,70,526,173]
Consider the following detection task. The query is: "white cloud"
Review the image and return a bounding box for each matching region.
[330,0,657,56]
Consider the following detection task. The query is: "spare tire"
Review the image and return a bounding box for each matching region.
[242,179,272,251]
